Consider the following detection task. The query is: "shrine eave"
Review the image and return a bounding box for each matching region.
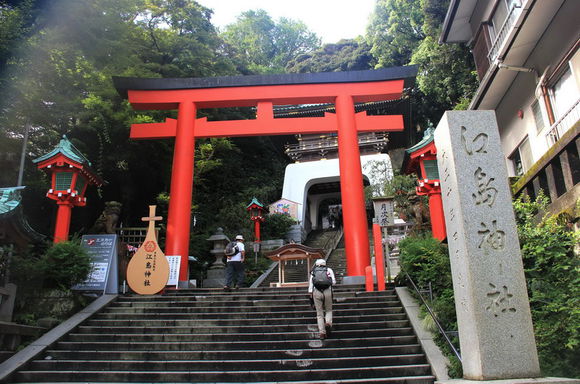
[113,66,418,99]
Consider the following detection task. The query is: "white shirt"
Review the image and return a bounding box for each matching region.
[228,241,245,262]
[308,266,336,293]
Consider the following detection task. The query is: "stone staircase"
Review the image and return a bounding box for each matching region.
[7,285,436,383]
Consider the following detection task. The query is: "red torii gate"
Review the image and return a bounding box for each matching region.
[114,67,417,287]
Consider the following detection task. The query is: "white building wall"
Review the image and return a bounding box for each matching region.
[494,0,579,175]
[281,153,391,227]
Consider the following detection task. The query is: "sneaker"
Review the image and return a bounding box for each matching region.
[223,286,231,291]
[319,332,326,340]
[325,323,332,336]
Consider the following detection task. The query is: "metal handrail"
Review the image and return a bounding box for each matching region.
[402,270,462,362]
[545,97,580,146]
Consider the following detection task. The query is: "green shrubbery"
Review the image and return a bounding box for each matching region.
[398,194,579,378]
[514,194,579,378]
[9,239,93,326]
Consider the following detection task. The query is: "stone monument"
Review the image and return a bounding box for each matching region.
[203,228,229,288]
[435,111,540,380]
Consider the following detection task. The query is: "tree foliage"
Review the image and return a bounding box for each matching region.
[286,38,375,73]
[221,9,320,74]
[513,193,580,378]
[366,0,478,126]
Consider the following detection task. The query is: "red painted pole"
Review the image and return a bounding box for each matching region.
[335,94,371,277]
[365,266,374,292]
[372,223,386,291]
[54,202,73,243]
[429,192,447,241]
[254,220,261,243]
[165,101,196,283]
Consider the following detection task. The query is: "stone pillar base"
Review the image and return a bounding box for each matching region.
[436,377,580,384]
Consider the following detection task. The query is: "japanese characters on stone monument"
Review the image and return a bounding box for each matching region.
[434,111,540,380]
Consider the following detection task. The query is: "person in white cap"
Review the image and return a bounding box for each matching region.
[224,234,246,290]
[308,258,336,339]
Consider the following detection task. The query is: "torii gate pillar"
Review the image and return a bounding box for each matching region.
[114,67,417,287]
[165,101,196,263]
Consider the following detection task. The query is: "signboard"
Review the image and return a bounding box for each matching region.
[372,197,395,227]
[268,198,300,220]
[166,256,181,288]
[73,234,118,294]
[126,206,170,295]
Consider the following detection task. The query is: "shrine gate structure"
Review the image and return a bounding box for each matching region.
[114,67,417,287]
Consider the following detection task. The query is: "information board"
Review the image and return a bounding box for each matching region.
[72,234,118,294]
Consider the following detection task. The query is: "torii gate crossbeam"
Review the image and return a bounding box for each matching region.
[114,67,417,287]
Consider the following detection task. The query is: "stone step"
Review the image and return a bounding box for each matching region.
[14,364,433,383]
[75,320,411,334]
[112,293,399,305]
[84,312,409,327]
[92,306,405,320]
[102,301,402,313]
[27,354,428,371]
[64,327,415,342]
[53,334,419,351]
[43,343,424,360]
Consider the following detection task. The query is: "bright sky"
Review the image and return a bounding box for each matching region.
[196,0,376,44]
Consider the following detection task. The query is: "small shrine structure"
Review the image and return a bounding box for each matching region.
[401,127,446,240]
[33,136,103,243]
[265,244,325,287]
[0,187,45,252]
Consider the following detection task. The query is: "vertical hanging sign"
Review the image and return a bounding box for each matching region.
[126,205,170,294]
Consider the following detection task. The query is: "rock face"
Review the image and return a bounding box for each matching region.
[435,111,540,380]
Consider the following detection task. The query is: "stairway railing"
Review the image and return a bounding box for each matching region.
[402,270,462,362]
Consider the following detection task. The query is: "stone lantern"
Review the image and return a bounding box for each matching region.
[203,227,229,288]
[32,135,103,243]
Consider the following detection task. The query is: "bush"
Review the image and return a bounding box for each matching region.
[261,213,296,240]
[398,194,580,379]
[39,240,92,290]
[514,193,580,378]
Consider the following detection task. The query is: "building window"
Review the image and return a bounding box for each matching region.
[531,100,545,133]
[509,137,532,176]
[550,66,579,120]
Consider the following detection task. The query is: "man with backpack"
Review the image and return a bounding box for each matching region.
[308,258,336,339]
[224,235,246,290]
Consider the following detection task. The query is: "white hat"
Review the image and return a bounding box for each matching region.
[315,259,326,266]
[235,235,244,241]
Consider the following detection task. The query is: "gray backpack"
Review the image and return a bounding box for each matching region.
[312,265,332,290]
[224,241,239,256]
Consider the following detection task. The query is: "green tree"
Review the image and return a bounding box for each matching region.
[366,0,424,67]
[221,9,320,74]
[286,38,375,73]
[366,0,478,127]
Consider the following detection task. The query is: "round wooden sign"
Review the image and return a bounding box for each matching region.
[126,206,170,294]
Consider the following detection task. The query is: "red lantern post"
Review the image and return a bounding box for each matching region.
[246,197,265,243]
[33,136,103,243]
[401,128,447,241]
